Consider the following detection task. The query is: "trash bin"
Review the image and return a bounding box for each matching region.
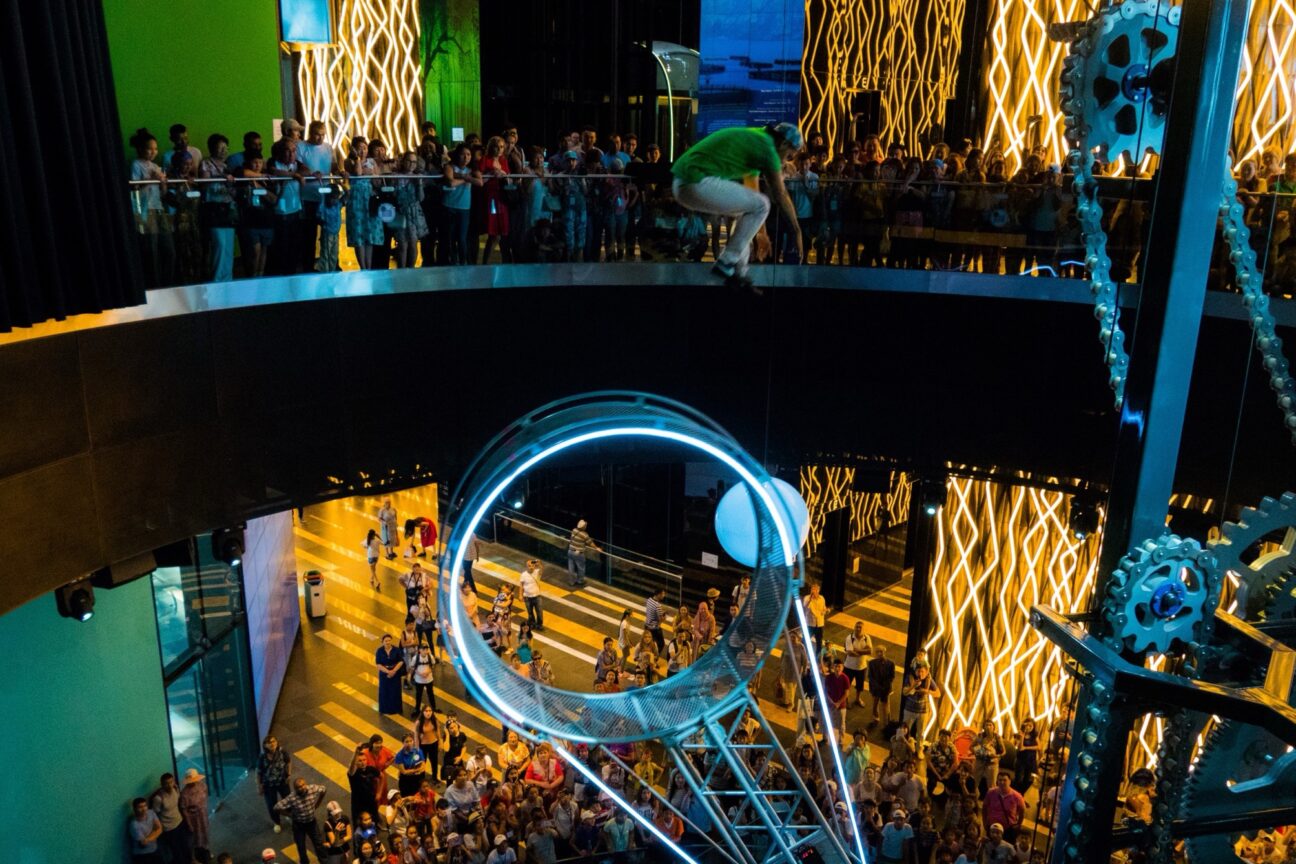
[305,570,326,618]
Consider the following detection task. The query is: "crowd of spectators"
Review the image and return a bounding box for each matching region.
[135,115,1284,291]
[128,501,1254,864]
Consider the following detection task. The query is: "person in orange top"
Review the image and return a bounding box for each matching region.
[653,807,685,843]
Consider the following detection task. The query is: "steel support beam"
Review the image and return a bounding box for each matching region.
[1094,0,1252,594]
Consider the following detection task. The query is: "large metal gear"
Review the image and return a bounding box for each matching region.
[1209,492,1296,618]
[1102,534,1223,655]
[1062,0,1179,163]
[1181,571,1296,863]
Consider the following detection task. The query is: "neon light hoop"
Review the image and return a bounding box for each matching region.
[437,392,803,744]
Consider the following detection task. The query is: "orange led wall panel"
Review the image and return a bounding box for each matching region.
[801,0,968,155]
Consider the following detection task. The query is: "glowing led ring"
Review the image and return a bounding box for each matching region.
[437,392,803,744]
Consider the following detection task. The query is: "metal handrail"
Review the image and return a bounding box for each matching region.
[491,507,682,584]
[126,172,635,186]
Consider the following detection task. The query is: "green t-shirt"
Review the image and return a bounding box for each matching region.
[671,127,780,185]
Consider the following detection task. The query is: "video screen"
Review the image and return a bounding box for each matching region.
[697,0,804,136]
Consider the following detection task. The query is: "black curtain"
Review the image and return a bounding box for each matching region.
[0,0,143,332]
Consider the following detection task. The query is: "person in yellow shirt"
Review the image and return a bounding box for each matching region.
[802,582,828,656]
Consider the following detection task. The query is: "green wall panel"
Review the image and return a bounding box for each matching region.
[421,0,482,138]
[0,578,171,864]
[103,0,284,160]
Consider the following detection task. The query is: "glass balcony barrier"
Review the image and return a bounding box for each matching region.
[124,171,1171,289]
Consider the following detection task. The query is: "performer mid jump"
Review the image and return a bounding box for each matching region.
[671,122,803,288]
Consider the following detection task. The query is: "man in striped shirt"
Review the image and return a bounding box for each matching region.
[566,519,601,587]
[644,587,667,651]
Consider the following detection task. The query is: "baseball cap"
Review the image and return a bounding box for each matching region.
[494,834,507,845]
[564,150,580,159]
[281,119,304,134]
[773,122,804,151]
[446,833,462,847]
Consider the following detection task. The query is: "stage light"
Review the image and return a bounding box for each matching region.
[55,578,96,622]
[212,527,245,567]
[1068,493,1101,540]
[920,476,948,516]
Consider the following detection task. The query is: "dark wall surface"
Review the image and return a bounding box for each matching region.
[0,280,1290,615]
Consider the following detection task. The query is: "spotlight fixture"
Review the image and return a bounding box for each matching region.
[920,476,948,517]
[55,578,96,622]
[1069,494,1102,540]
[212,526,246,567]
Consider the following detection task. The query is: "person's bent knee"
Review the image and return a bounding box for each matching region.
[754,194,771,219]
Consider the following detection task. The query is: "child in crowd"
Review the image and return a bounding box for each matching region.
[237,152,276,278]
[165,149,204,284]
[129,127,175,287]
[315,183,346,272]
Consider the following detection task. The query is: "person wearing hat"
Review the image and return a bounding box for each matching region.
[877,808,913,864]
[572,810,599,856]
[485,833,516,864]
[671,121,805,288]
[178,767,210,853]
[978,821,1015,863]
[321,800,351,864]
[566,519,601,587]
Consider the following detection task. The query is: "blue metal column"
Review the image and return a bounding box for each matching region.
[1052,1,1253,862]
[1094,0,1252,593]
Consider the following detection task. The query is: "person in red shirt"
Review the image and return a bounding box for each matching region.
[824,659,852,734]
[983,771,1026,841]
[524,743,565,803]
[362,735,396,815]
[401,779,438,835]
[418,518,437,558]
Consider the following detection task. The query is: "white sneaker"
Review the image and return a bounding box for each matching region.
[273,825,282,834]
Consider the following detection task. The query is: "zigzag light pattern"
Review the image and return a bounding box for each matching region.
[921,477,1101,736]
[798,466,912,556]
[983,0,1296,172]
[296,0,423,155]
[800,0,967,155]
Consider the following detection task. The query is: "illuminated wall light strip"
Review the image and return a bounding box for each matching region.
[982,0,1296,172]
[295,0,423,156]
[793,601,870,864]
[798,466,911,556]
[922,477,1101,737]
[801,0,967,155]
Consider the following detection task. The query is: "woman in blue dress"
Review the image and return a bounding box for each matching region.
[375,634,405,714]
[345,137,384,270]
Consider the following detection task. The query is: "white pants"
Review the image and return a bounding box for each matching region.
[673,177,770,275]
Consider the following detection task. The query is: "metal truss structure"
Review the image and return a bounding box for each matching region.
[436,393,866,864]
[1033,492,1296,863]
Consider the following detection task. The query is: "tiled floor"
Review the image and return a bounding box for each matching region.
[208,485,914,862]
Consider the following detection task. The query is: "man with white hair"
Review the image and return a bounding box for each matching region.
[671,122,805,289]
[566,519,601,587]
